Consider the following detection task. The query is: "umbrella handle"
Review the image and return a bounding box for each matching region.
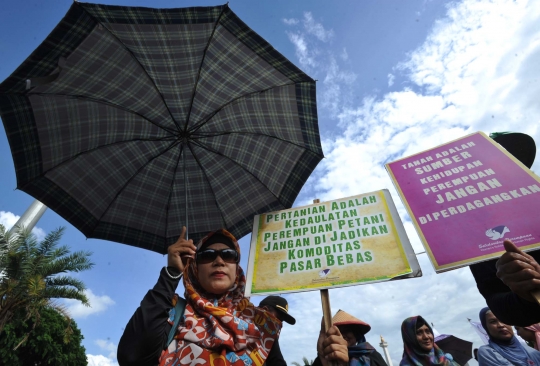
[183,144,189,240]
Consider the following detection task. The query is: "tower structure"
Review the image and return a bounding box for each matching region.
[379,335,393,366]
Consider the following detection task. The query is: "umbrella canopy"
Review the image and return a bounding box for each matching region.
[435,335,473,366]
[0,2,322,253]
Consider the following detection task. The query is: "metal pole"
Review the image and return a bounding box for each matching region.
[7,200,48,235]
[183,144,188,239]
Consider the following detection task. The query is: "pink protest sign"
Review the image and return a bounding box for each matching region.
[386,132,540,272]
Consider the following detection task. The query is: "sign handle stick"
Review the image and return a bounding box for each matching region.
[312,199,334,332]
[320,288,332,332]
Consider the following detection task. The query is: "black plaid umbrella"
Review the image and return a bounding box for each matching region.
[435,335,473,366]
[0,3,322,254]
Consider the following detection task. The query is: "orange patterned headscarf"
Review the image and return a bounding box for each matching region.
[160,229,282,366]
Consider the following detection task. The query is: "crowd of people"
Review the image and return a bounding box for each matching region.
[115,223,540,366]
[117,132,540,366]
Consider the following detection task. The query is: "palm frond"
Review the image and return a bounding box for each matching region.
[42,251,94,277]
[37,227,65,256]
[45,276,86,292]
[43,287,89,306]
[0,225,93,335]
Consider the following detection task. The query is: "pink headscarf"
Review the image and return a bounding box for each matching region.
[525,324,540,351]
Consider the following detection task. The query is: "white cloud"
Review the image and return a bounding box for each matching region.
[313,0,540,203]
[283,18,299,25]
[280,0,540,364]
[285,12,337,74]
[87,354,119,366]
[87,339,118,366]
[95,339,117,360]
[302,12,334,42]
[0,211,19,230]
[321,57,358,116]
[388,73,395,87]
[286,32,318,70]
[64,289,115,318]
[0,210,46,241]
[340,48,349,61]
[284,14,356,118]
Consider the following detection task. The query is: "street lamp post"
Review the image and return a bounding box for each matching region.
[7,200,47,235]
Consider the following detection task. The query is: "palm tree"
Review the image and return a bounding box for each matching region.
[292,356,314,366]
[0,224,94,336]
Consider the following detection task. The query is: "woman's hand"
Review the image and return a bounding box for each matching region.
[496,239,540,302]
[168,226,197,272]
[317,320,349,366]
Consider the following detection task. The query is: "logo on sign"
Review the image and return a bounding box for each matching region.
[319,269,331,278]
[485,225,510,240]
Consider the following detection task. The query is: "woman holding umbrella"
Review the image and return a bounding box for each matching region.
[118,227,348,366]
[399,316,459,366]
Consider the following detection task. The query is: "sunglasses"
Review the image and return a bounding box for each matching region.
[195,248,239,264]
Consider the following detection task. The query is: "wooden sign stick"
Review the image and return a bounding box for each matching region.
[320,288,332,332]
[313,199,333,332]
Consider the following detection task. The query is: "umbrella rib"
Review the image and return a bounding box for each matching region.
[163,143,185,251]
[183,5,228,132]
[192,131,324,158]
[186,142,229,229]
[190,139,286,208]
[28,92,179,135]
[78,4,180,131]
[188,81,304,134]
[17,136,178,192]
[91,140,182,234]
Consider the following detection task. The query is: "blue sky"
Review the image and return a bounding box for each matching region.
[2,0,540,365]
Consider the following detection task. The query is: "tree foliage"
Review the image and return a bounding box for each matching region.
[292,356,314,366]
[0,224,94,336]
[0,306,87,365]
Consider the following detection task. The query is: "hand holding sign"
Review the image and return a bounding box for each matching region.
[317,318,349,366]
[496,239,540,303]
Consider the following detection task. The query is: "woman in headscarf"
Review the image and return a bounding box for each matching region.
[399,316,459,366]
[478,307,540,366]
[515,324,540,351]
[312,309,387,366]
[118,227,348,366]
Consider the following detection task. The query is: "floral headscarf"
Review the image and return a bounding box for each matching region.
[399,316,458,366]
[159,229,281,366]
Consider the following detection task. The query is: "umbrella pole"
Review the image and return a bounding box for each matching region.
[184,144,188,239]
